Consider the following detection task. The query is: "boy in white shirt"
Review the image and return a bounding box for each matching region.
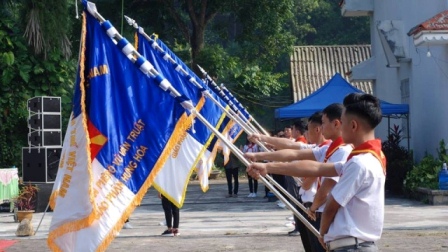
[247,93,385,252]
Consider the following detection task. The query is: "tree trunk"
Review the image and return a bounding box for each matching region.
[190,25,205,76]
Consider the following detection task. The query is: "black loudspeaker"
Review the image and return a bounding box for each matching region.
[28,113,61,130]
[28,131,62,147]
[22,147,62,183]
[27,96,61,113]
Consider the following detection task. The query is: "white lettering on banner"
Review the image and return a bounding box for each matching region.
[91,119,148,218]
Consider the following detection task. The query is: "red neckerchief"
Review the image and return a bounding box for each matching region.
[246,143,256,152]
[295,136,307,143]
[318,139,332,147]
[323,137,345,163]
[346,139,387,175]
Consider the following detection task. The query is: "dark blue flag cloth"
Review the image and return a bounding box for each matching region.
[136,32,228,200]
[48,4,194,251]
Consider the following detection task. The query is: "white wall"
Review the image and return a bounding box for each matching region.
[370,0,448,160]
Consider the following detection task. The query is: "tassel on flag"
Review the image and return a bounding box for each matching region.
[48,1,195,250]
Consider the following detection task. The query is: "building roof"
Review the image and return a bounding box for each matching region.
[408,10,448,36]
[408,10,448,46]
[290,45,373,102]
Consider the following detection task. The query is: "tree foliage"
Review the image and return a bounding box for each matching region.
[305,0,370,45]
[0,13,75,168]
[404,140,448,192]
[123,0,303,105]
[19,0,73,59]
[0,0,371,167]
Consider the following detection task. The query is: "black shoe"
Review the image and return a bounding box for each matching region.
[225,194,233,198]
[161,229,174,237]
[233,194,238,198]
[288,230,300,236]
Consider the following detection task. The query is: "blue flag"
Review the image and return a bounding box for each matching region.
[48,5,194,251]
[136,32,228,202]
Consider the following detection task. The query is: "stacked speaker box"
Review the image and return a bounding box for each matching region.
[27,96,62,147]
[23,96,62,183]
[22,147,61,183]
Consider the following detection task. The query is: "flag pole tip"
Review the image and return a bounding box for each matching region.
[124,15,133,25]
[86,1,98,16]
[196,65,205,74]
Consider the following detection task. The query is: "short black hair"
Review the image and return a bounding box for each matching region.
[343,93,382,129]
[322,103,343,121]
[292,120,307,134]
[308,112,323,125]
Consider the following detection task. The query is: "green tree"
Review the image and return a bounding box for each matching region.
[305,0,370,45]
[21,0,73,59]
[127,0,305,87]
[0,3,75,168]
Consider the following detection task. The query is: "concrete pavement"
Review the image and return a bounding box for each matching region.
[1,178,447,251]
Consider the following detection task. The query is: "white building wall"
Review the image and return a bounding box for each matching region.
[369,0,448,160]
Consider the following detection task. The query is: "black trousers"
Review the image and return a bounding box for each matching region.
[272,174,287,199]
[297,202,313,252]
[161,195,179,229]
[247,173,258,193]
[225,167,239,195]
[307,212,325,252]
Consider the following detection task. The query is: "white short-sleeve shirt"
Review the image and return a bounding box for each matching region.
[316,144,353,212]
[299,144,330,199]
[243,144,259,153]
[324,153,385,243]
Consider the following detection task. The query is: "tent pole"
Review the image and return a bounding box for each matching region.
[388,116,390,137]
[407,114,410,151]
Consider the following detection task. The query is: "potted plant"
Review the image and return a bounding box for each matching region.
[382,125,413,195]
[14,183,39,222]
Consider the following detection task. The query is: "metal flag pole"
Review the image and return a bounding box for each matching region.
[34,202,50,235]
[128,22,252,138]
[84,4,319,238]
[196,65,263,135]
[124,15,253,138]
[219,83,271,136]
[195,65,309,214]
[124,18,309,214]
[190,109,320,239]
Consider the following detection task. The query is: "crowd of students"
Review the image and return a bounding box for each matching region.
[245,93,385,252]
[126,93,385,251]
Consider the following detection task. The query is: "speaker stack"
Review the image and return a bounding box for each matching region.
[22,96,62,183]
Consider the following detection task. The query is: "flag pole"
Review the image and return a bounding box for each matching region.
[125,16,256,139]
[86,2,195,112]
[125,18,309,214]
[196,65,264,135]
[219,83,271,136]
[85,7,319,239]
[190,108,321,239]
[197,66,261,135]
[194,67,310,215]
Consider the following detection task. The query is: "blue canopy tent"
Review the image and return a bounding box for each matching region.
[275,73,409,119]
[275,73,410,148]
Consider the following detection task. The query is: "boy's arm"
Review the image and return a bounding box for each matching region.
[247,160,340,179]
[320,195,340,238]
[244,149,316,162]
[310,179,337,212]
[248,133,303,150]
